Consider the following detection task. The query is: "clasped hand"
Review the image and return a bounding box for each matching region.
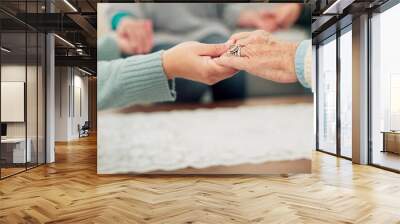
[163,30,298,85]
[162,41,238,85]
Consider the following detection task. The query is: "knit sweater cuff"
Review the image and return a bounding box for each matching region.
[304,44,313,91]
[295,40,312,88]
[111,11,134,30]
[119,51,176,106]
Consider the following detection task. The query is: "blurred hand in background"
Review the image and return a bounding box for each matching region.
[274,4,302,29]
[238,9,279,32]
[237,4,302,32]
[116,18,154,55]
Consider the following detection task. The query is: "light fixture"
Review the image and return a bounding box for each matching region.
[76,48,87,56]
[322,0,354,15]
[78,67,92,76]
[323,1,341,15]
[63,0,78,12]
[1,47,11,53]
[54,34,75,48]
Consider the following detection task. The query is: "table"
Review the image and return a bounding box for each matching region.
[382,131,400,154]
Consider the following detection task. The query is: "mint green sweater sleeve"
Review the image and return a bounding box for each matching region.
[98,51,176,110]
[97,35,176,110]
[295,39,312,89]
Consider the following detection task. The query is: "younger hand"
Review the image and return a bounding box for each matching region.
[163,42,238,85]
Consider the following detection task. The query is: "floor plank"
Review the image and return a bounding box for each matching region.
[0,134,400,224]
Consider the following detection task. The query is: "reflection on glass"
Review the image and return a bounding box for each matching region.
[390,74,400,130]
[0,1,47,179]
[1,32,27,177]
[371,3,400,171]
[38,33,46,165]
[27,31,38,169]
[340,29,352,158]
[318,37,337,154]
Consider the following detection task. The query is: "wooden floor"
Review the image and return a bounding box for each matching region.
[373,150,400,171]
[1,135,400,224]
[0,167,26,178]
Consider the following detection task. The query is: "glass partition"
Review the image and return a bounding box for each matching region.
[370,3,400,171]
[27,30,38,169]
[1,30,28,177]
[0,1,46,179]
[339,28,352,158]
[38,32,45,165]
[317,36,337,154]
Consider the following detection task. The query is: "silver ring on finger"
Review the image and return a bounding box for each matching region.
[228,44,242,57]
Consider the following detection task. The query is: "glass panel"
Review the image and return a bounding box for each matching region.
[27,31,38,169]
[1,31,27,177]
[0,0,46,178]
[371,4,400,171]
[318,37,337,154]
[340,29,352,158]
[38,32,45,165]
[26,0,39,169]
[390,75,400,130]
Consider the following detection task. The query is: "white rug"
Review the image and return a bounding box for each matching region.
[98,104,314,174]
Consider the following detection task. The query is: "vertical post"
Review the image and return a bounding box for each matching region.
[0,22,2,179]
[46,1,55,163]
[352,14,369,164]
[336,29,341,157]
[24,81,27,168]
[315,44,320,150]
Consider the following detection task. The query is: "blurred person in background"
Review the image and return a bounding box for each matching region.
[106,3,307,103]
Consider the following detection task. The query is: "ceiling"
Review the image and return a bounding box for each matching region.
[0,0,100,74]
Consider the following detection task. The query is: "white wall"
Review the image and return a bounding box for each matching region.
[1,63,47,163]
[71,73,89,138]
[55,66,70,141]
[1,65,37,138]
[55,67,89,141]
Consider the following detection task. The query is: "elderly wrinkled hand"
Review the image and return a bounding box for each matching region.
[214,30,299,83]
[162,41,238,85]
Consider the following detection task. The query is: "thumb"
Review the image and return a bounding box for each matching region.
[195,43,230,57]
[214,56,247,71]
